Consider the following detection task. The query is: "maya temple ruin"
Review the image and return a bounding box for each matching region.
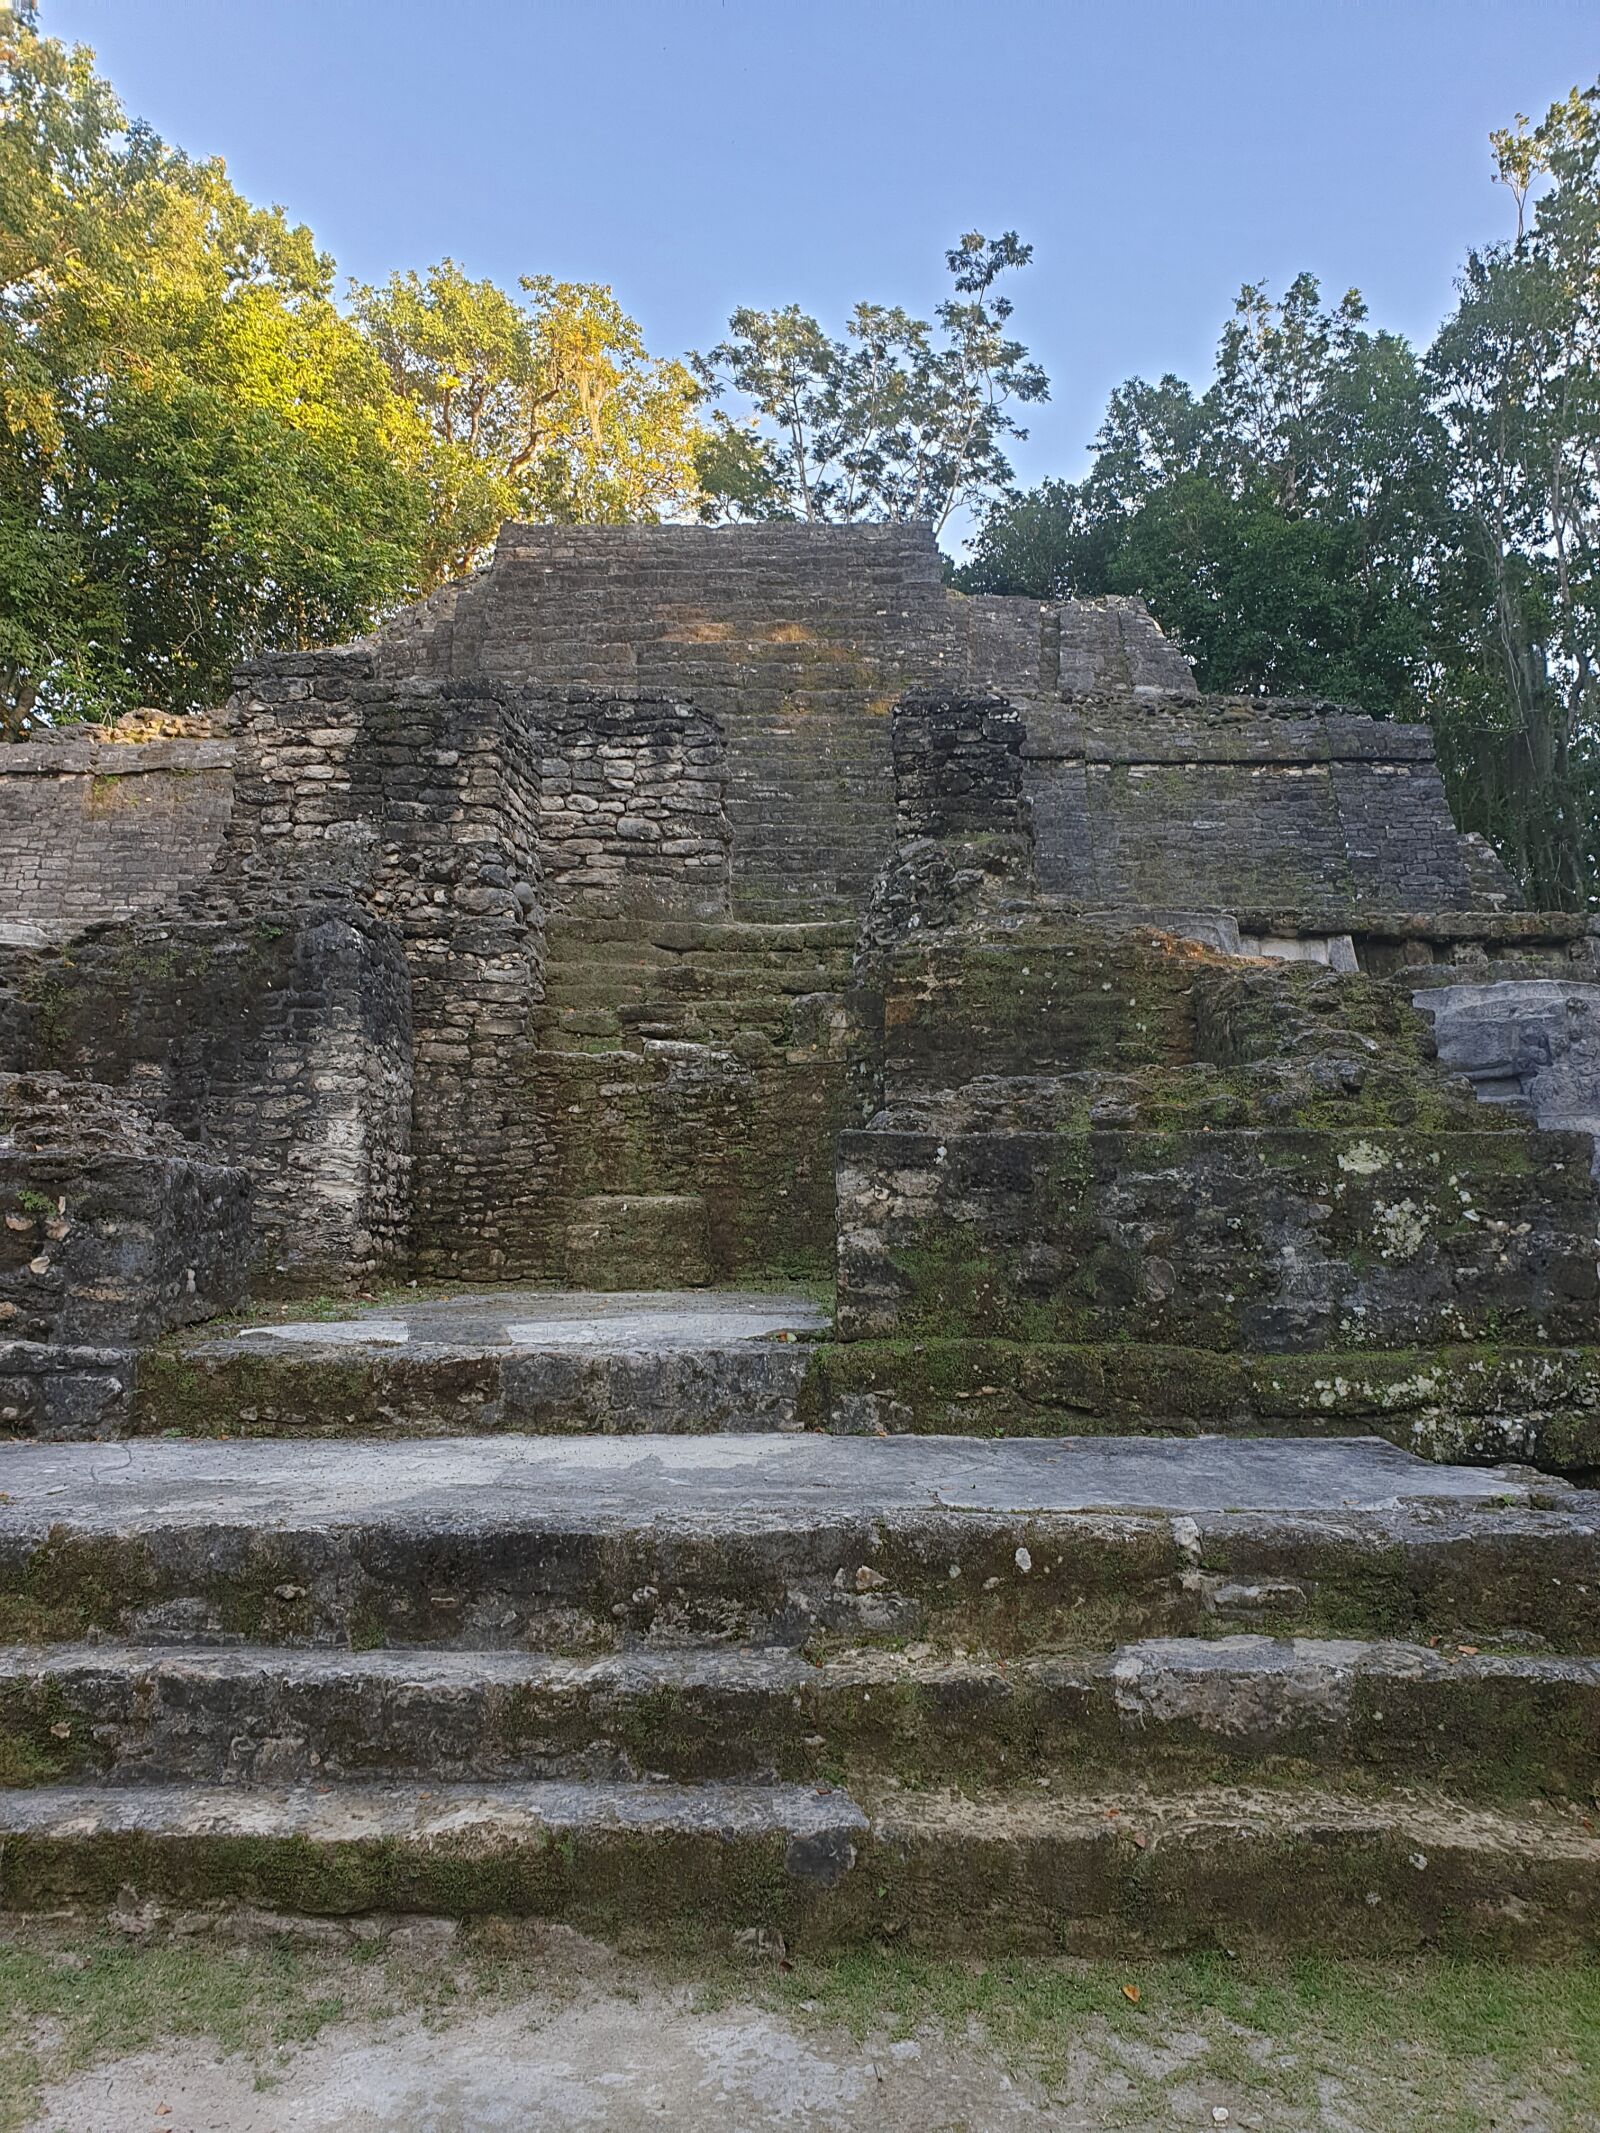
[0,519,1598,1952]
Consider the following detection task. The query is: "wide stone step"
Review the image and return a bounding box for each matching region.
[733,900,859,924]
[5,1637,1595,1795]
[800,1337,1600,1473]
[540,960,844,999]
[130,1290,822,1441]
[0,1776,1593,1954]
[539,1007,805,1049]
[0,1435,1592,1653]
[122,1304,1600,1472]
[550,918,856,955]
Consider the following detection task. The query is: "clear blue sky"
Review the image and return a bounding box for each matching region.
[46,0,1600,546]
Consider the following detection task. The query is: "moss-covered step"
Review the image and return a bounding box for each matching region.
[551,918,857,956]
[118,1327,1600,1476]
[0,1778,1595,1956]
[122,1288,822,1442]
[129,1334,817,1440]
[798,1341,1600,1471]
[835,1123,1599,1348]
[0,1434,1594,1654]
[4,1637,1596,1800]
[527,1039,848,1282]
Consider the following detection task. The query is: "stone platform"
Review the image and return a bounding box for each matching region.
[230,1288,828,1352]
[113,1288,1600,1470]
[122,1288,823,1440]
[0,1430,1596,1952]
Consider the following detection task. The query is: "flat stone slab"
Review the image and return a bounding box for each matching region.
[6,1636,1596,1794]
[5,1436,1589,1655]
[1,1776,1595,1955]
[0,1775,865,1847]
[0,1432,1547,1531]
[225,1288,827,1355]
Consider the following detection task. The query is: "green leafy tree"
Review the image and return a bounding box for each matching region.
[0,20,437,732]
[696,233,1047,532]
[961,92,1600,908]
[352,261,708,575]
[1425,86,1600,904]
[961,275,1437,720]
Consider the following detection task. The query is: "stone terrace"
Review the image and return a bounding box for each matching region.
[0,522,1596,1954]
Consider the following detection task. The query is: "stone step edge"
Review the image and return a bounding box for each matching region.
[115,1340,1600,1475]
[2,1432,1594,1652]
[4,1637,1596,1795]
[551,919,857,951]
[1,1778,1594,1955]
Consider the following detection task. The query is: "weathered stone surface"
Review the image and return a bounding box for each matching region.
[4,1635,1594,1795]
[109,1322,1600,1471]
[797,1337,1600,1471]
[526,917,857,1283]
[0,1777,1594,1956]
[836,1120,1599,1348]
[535,690,731,919]
[891,691,1031,842]
[1419,978,1600,1172]
[0,1339,135,1437]
[0,912,412,1281]
[1023,693,1506,913]
[121,1290,823,1441]
[6,528,1565,1295]
[0,1433,1592,1656]
[219,660,543,1274]
[0,1074,250,1345]
[565,1194,715,1289]
[840,739,1598,1360]
[0,730,234,947]
[234,1287,827,1351]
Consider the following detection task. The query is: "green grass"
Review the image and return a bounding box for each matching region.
[1,1930,1596,2133]
[753,1949,1600,2130]
[0,1937,347,2130]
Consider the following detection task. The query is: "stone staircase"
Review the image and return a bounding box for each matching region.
[524,916,856,1284]
[3,792,1597,1955]
[1,1429,1597,1951]
[721,711,895,923]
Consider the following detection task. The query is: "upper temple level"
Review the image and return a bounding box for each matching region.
[2,520,1516,946]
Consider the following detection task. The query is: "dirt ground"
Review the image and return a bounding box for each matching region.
[29,1994,1059,2132]
[6,1914,1597,2133]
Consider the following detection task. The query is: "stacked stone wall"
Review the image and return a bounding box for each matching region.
[372,523,968,920]
[958,596,1052,698]
[534,690,731,919]
[891,691,1030,842]
[1419,978,1600,1175]
[0,734,233,946]
[221,653,544,1273]
[0,912,412,1282]
[0,528,1543,1301]
[1057,596,1200,697]
[836,1117,1599,1350]
[0,1073,251,1347]
[1024,698,1493,913]
[836,682,1597,1360]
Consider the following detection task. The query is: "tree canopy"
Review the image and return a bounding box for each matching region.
[0,21,438,733]
[959,90,1600,908]
[2,18,1594,908]
[693,233,1048,532]
[352,263,706,577]
[0,21,710,733]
